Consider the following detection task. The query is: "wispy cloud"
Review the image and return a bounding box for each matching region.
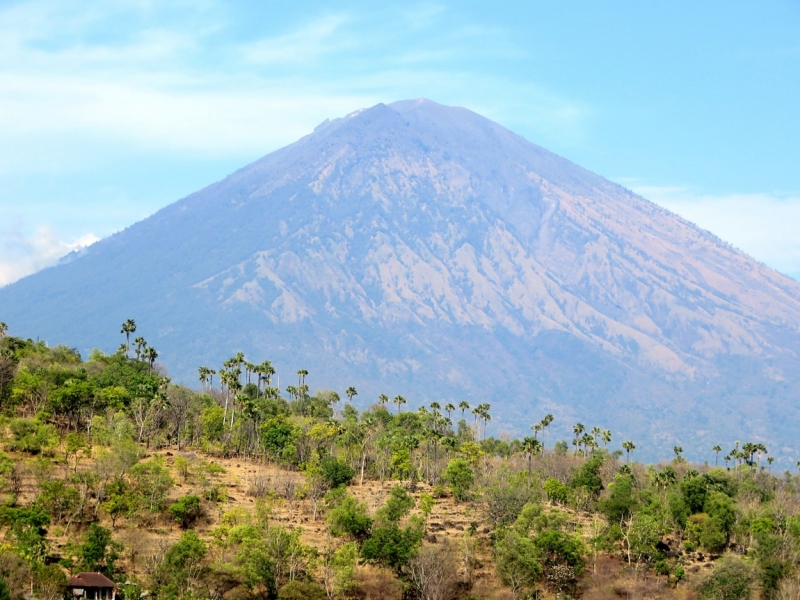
[627,183,800,279]
[241,15,351,65]
[0,0,594,283]
[0,225,99,287]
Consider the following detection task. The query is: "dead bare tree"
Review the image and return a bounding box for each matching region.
[407,542,459,600]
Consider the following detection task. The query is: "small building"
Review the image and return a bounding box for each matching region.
[67,573,116,600]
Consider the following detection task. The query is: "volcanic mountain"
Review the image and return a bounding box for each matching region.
[3,99,800,459]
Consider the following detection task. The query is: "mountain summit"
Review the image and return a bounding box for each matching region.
[3,99,800,458]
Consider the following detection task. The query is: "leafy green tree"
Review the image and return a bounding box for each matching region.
[697,556,753,600]
[533,529,585,578]
[129,457,173,512]
[361,523,423,575]
[543,478,569,505]
[328,493,373,541]
[681,475,708,514]
[376,486,415,524]
[494,530,542,599]
[261,417,297,459]
[79,523,122,575]
[168,495,202,528]
[570,455,604,496]
[0,506,50,565]
[154,531,207,598]
[442,458,474,502]
[319,457,355,489]
[599,475,637,523]
[703,491,736,538]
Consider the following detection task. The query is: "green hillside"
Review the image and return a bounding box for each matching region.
[0,320,796,600]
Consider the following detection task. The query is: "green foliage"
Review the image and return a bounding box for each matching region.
[544,478,568,504]
[0,506,50,564]
[78,523,122,575]
[278,580,326,600]
[600,475,637,523]
[570,455,604,496]
[697,555,754,600]
[168,495,203,528]
[376,486,415,524]
[494,530,542,599]
[129,457,173,512]
[443,458,474,501]
[361,523,423,574]
[328,493,373,540]
[319,457,355,488]
[261,417,298,459]
[704,491,736,535]
[681,475,708,514]
[533,529,585,576]
[7,419,57,454]
[34,480,79,523]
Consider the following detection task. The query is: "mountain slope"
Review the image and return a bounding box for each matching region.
[2,98,800,459]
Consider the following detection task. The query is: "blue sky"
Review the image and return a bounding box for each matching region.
[1,0,799,284]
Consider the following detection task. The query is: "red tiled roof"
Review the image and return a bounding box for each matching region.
[67,573,116,588]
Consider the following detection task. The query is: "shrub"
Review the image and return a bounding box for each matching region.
[442,458,474,502]
[599,475,636,523]
[494,530,542,599]
[320,457,355,488]
[361,524,424,575]
[328,494,373,540]
[544,478,568,505]
[277,580,326,600]
[570,456,604,496]
[168,495,202,528]
[376,486,415,524]
[697,555,753,600]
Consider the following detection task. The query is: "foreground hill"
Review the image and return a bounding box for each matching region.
[0,337,791,600]
[2,99,800,458]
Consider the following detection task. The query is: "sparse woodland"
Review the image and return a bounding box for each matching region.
[0,319,798,600]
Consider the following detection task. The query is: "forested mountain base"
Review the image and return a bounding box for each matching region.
[0,324,796,600]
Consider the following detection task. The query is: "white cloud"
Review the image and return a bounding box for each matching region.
[0,225,99,287]
[629,183,800,279]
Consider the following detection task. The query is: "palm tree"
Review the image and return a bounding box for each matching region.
[581,433,595,457]
[478,404,491,440]
[602,430,612,448]
[724,455,731,470]
[393,395,407,414]
[767,456,775,472]
[329,391,341,413]
[345,387,358,403]
[572,423,585,455]
[378,394,389,409]
[244,362,256,385]
[120,319,136,355]
[622,441,636,464]
[0,322,7,338]
[297,369,308,387]
[444,403,455,421]
[521,436,543,488]
[532,423,543,439]
[712,445,722,466]
[144,346,158,374]
[459,401,470,419]
[133,337,147,360]
[198,366,211,391]
[673,446,683,461]
[591,427,601,445]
